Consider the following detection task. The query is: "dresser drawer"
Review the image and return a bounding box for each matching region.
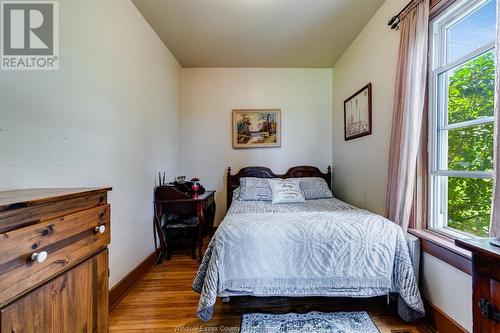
[0,190,107,233]
[1,250,109,333]
[0,205,110,307]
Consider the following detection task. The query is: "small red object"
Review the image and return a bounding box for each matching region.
[191,177,200,194]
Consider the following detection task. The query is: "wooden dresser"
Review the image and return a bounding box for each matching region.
[456,238,500,333]
[0,187,112,333]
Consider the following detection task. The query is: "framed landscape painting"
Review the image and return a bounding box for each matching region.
[344,83,372,141]
[232,109,281,149]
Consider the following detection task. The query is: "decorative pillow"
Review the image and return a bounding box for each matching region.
[298,177,333,200]
[239,177,273,201]
[268,179,306,204]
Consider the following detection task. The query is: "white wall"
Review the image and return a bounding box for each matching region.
[0,0,182,287]
[332,0,472,330]
[421,253,472,330]
[181,68,333,223]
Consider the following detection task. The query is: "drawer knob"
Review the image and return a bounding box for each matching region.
[95,224,106,234]
[31,251,48,263]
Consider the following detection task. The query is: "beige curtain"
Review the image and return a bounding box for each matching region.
[386,0,429,232]
[490,0,500,238]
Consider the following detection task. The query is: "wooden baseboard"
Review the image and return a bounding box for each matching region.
[109,251,157,312]
[424,298,468,333]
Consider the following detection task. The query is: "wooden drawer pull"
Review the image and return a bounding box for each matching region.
[94,225,106,234]
[31,251,48,263]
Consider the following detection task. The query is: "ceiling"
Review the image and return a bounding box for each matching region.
[132,0,385,68]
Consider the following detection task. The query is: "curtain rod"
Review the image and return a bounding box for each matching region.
[388,0,414,30]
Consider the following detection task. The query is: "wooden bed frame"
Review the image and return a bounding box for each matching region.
[226,165,332,210]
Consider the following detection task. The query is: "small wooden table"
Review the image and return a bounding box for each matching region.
[154,187,216,263]
[456,237,500,333]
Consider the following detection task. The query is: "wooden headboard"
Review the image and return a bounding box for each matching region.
[226,165,332,210]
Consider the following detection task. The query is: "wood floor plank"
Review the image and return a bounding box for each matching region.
[109,247,434,333]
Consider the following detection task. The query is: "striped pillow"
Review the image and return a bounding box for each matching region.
[298,177,333,200]
[238,177,273,201]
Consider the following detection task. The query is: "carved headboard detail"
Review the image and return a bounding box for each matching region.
[226,165,332,210]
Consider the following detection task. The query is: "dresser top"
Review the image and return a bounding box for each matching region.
[456,237,500,261]
[0,187,112,212]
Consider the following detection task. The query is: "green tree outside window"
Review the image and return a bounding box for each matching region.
[446,52,495,236]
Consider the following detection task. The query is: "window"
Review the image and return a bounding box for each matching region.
[429,0,496,238]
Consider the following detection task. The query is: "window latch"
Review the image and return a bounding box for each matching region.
[479,298,500,322]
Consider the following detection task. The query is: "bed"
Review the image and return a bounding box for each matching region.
[193,166,425,322]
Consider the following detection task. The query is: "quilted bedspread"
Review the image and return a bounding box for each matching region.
[193,200,425,322]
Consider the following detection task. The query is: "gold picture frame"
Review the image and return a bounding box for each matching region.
[232,109,281,149]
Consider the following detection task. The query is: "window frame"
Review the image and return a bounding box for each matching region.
[428,0,496,238]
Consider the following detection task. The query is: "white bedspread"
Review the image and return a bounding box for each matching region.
[193,199,425,322]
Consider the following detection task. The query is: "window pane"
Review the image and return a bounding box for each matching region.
[443,51,495,125]
[444,122,494,171]
[430,0,496,238]
[447,176,492,236]
[447,0,496,63]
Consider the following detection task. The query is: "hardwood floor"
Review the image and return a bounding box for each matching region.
[110,248,434,333]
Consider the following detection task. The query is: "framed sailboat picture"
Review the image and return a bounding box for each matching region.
[344,83,372,141]
[232,109,281,149]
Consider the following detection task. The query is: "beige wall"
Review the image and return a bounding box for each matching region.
[0,0,182,287]
[332,0,472,330]
[181,68,333,223]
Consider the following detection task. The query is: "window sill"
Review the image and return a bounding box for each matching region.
[408,228,472,275]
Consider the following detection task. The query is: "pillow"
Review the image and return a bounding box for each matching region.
[268,179,306,204]
[298,177,333,200]
[238,177,273,201]
[232,187,240,200]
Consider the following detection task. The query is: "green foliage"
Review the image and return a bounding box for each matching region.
[447,52,495,236]
[448,52,495,123]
